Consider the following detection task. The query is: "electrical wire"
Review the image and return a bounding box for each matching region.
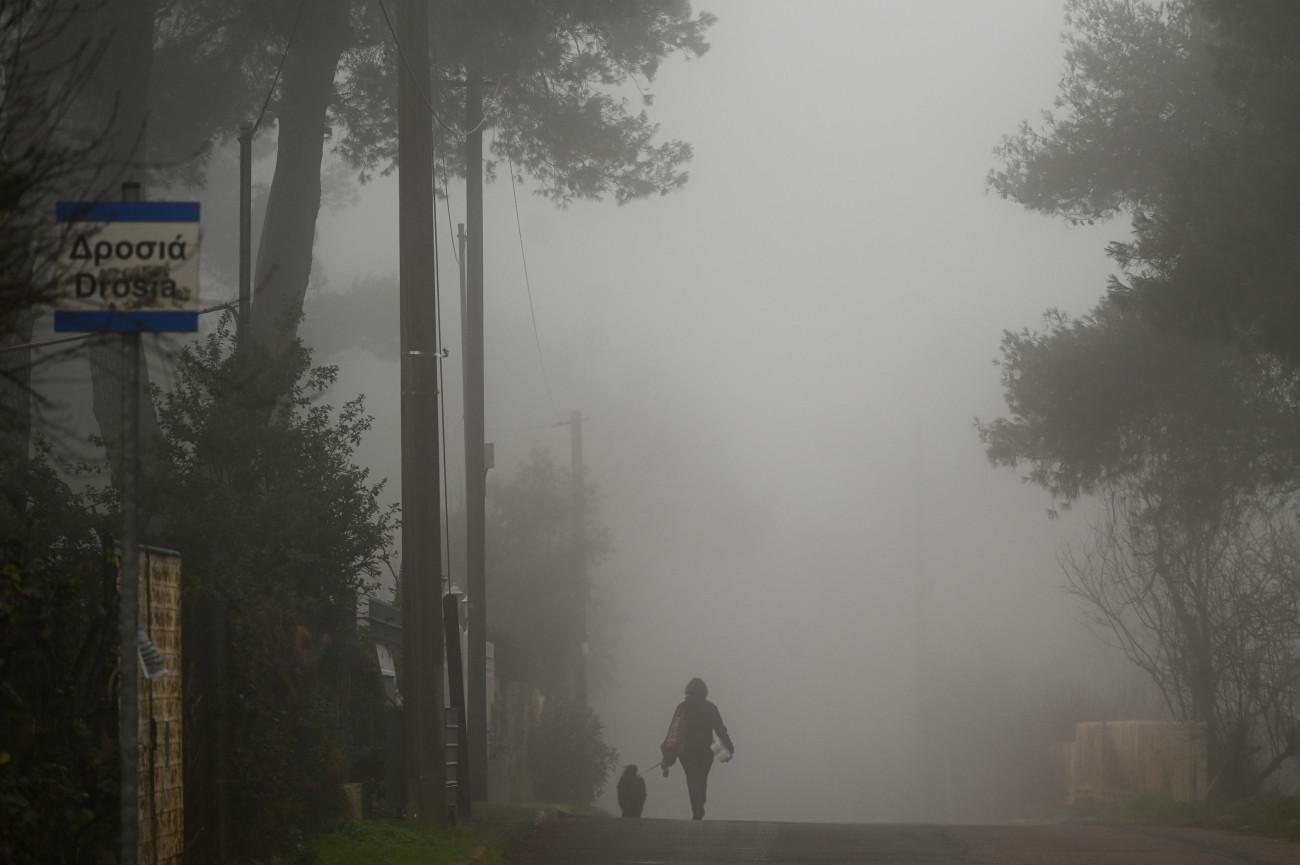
[1,300,238,354]
[372,0,498,138]
[253,0,308,134]
[506,152,559,422]
[439,155,460,267]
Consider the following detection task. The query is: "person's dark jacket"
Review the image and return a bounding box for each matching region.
[678,694,734,756]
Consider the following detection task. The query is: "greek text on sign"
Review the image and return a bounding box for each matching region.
[55,201,201,333]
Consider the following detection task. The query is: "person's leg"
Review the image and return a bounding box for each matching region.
[680,751,714,819]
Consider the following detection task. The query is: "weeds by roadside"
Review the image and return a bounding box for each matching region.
[1070,793,1300,841]
[313,818,504,865]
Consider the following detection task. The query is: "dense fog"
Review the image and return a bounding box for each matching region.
[24,0,1162,825]
[306,0,1132,822]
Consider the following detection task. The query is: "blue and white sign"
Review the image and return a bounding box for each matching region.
[54,201,201,332]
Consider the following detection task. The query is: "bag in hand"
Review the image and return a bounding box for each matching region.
[659,704,685,771]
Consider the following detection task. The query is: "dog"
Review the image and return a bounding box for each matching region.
[617,764,646,817]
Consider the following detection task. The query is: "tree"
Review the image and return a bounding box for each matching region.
[1060,487,1300,797]
[336,0,716,201]
[251,0,715,371]
[480,445,612,696]
[525,696,619,806]
[978,304,1300,797]
[984,0,1300,802]
[988,0,1231,224]
[139,320,395,862]
[0,1,120,493]
[0,456,118,865]
[989,0,1300,370]
[978,301,1300,512]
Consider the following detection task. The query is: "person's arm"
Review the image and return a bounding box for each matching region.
[713,704,734,754]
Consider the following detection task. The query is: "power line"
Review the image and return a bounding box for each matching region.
[253,0,308,134]
[506,152,559,422]
[372,0,497,138]
[439,155,459,266]
[1,300,237,354]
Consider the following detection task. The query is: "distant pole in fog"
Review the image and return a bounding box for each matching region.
[911,425,931,817]
[570,410,587,702]
[911,426,953,821]
[550,410,588,701]
[464,72,489,804]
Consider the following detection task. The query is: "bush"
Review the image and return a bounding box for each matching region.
[526,697,618,806]
[143,324,396,863]
[0,460,117,865]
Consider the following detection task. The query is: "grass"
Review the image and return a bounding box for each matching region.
[312,818,505,865]
[1070,792,1300,840]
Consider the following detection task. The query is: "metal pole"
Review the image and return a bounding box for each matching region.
[464,75,489,802]
[457,224,466,338]
[238,122,252,342]
[443,593,472,817]
[119,179,142,865]
[396,0,445,826]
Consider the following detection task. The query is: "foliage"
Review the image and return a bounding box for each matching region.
[483,445,612,696]
[0,1,121,475]
[989,1,1300,369]
[1072,791,1300,840]
[526,696,619,807]
[140,320,396,862]
[313,818,504,865]
[984,0,1300,799]
[0,2,108,325]
[1061,488,1300,796]
[977,303,1300,800]
[0,456,117,865]
[977,302,1300,513]
[988,0,1231,224]
[149,320,394,611]
[334,0,716,203]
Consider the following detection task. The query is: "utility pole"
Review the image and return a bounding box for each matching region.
[464,73,489,803]
[396,0,445,826]
[238,122,252,340]
[215,119,253,865]
[118,181,142,865]
[570,410,587,702]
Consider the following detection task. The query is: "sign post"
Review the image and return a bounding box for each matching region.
[57,193,199,865]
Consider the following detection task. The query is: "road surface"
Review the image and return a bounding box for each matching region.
[514,815,1300,864]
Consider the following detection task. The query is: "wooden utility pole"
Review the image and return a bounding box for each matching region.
[464,73,489,803]
[396,0,445,825]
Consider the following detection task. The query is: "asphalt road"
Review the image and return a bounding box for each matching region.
[515,816,1300,864]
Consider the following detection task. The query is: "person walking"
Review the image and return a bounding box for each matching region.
[660,677,734,820]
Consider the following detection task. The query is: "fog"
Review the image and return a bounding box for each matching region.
[30,0,1145,824]
[303,0,1130,821]
[299,0,1135,822]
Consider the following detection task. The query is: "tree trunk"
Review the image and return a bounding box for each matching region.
[0,309,38,525]
[249,0,351,365]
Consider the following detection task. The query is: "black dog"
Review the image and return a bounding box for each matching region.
[617,764,646,817]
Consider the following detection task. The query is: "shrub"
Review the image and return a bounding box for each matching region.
[526,697,618,807]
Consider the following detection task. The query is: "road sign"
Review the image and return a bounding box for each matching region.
[54,201,200,332]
